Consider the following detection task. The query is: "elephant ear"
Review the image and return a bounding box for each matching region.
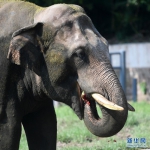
[7,22,43,65]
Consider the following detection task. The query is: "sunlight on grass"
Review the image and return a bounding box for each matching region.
[20,128,28,150]
[56,101,150,149]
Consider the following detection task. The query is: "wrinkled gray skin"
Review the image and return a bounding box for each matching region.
[0,1,128,150]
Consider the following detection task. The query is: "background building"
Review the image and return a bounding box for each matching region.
[109,43,150,101]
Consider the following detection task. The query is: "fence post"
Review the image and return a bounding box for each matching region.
[132,78,137,102]
[120,51,126,94]
[110,51,126,94]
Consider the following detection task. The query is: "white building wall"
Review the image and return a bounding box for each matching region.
[109,43,150,101]
[109,43,150,68]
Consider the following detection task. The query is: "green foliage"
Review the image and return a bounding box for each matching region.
[139,82,147,94]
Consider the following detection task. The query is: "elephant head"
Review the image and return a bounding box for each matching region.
[7,4,134,137]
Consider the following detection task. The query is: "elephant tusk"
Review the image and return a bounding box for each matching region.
[127,103,135,111]
[91,93,124,111]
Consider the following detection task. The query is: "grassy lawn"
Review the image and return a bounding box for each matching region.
[20,101,150,150]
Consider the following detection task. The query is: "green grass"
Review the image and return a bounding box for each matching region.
[20,101,150,150]
[20,129,28,150]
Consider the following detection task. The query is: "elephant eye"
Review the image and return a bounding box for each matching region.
[74,49,86,60]
[65,21,73,28]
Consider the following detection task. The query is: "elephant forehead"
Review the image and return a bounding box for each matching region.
[35,4,85,24]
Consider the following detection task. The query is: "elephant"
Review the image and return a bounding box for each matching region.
[0,0,135,150]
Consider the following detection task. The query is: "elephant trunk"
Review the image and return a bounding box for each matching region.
[82,63,128,137]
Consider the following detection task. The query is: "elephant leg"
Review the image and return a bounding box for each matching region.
[0,100,22,150]
[22,100,57,150]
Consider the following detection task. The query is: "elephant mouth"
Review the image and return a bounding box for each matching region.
[73,85,135,121]
[80,91,135,112]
